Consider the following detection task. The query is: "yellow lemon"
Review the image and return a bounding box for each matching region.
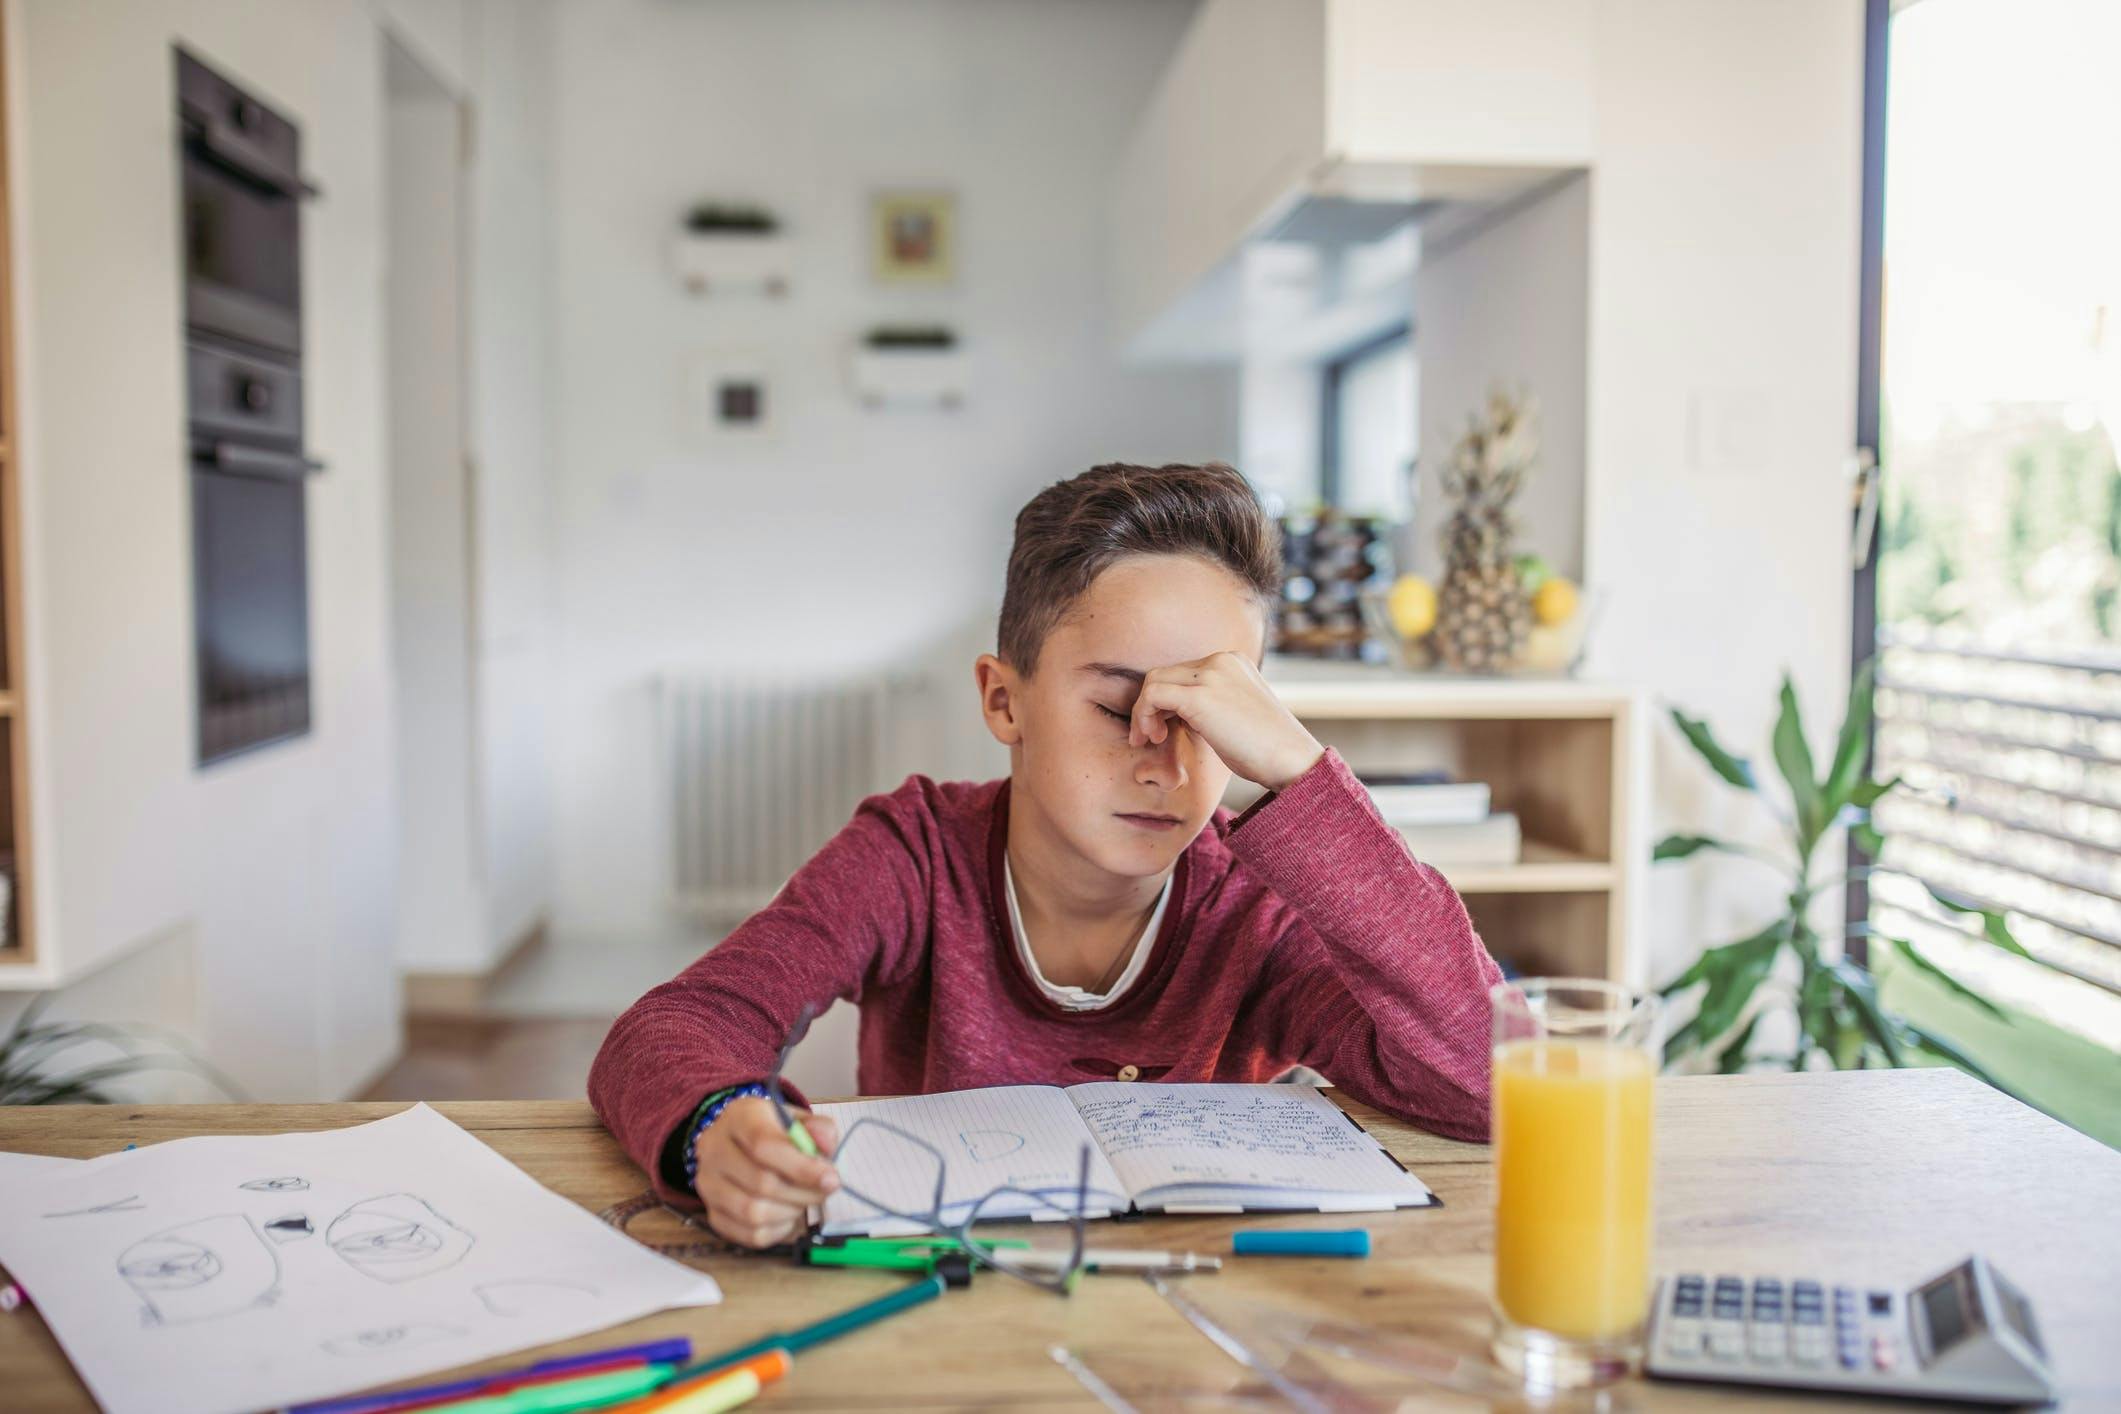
[1532,577,1579,627]
[1387,575,1438,639]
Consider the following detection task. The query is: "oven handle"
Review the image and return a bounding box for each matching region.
[199,441,328,480]
[189,119,321,200]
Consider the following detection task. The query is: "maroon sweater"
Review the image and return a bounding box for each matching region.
[589,748,1503,1206]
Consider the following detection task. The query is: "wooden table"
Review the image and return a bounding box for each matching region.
[1,1070,2116,1410]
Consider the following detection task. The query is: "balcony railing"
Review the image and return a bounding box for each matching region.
[1871,628,2121,996]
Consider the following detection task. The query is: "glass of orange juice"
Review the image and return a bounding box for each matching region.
[1490,977,1659,1390]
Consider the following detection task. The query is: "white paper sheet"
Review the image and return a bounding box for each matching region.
[0,1104,719,1414]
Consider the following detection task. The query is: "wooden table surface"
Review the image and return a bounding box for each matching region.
[0,1069,2116,1411]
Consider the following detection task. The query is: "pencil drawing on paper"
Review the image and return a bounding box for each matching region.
[321,1322,465,1357]
[327,1193,474,1282]
[264,1214,313,1243]
[474,1279,600,1318]
[960,1129,1026,1163]
[240,1176,310,1192]
[117,1214,281,1325]
[44,1195,146,1218]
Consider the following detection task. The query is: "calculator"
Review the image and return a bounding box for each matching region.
[1645,1255,2056,1405]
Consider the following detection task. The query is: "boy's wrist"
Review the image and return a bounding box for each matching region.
[669,1082,769,1191]
[1257,740,1326,793]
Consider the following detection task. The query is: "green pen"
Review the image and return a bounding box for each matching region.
[425,1362,676,1414]
[805,1236,1029,1272]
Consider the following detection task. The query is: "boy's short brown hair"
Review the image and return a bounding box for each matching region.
[998,462,1282,674]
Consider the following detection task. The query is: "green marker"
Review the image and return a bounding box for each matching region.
[426,1362,676,1414]
[785,1116,820,1157]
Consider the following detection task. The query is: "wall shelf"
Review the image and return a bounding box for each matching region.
[669,231,791,297]
[850,346,967,410]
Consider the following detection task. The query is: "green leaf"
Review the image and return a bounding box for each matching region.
[1714,1011,1763,1074]
[1670,707,1758,792]
[1852,820,1885,857]
[1820,660,1877,821]
[1921,884,2036,958]
[1899,1020,2009,1092]
[1654,833,1745,862]
[1675,923,1787,1060]
[1773,674,1826,851]
[1850,774,1902,809]
[1884,936,2009,1022]
[1829,960,1905,1066]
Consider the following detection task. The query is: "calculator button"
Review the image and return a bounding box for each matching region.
[1672,1298,1704,1319]
[1675,1273,1706,1291]
[1791,1333,1828,1367]
[1868,1291,1893,1316]
[1748,1326,1787,1365]
[1792,1304,1824,1325]
[1872,1336,1899,1372]
[1663,1319,1703,1357]
[1708,1322,1745,1361]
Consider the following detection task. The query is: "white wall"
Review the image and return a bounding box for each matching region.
[1411,173,1589,583]
[1579,0,1864,976]
[548,0,1236,943]
[4,0,553,1097]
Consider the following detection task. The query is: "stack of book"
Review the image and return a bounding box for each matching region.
[1360,771,1521,867]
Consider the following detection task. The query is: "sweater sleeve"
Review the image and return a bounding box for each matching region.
[1224,748,1503,1142]
[587,782,936,1206]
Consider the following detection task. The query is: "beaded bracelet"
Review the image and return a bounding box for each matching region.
[678,1082,768,1189]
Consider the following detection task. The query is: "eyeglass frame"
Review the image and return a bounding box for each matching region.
[765,1002,1094,1294]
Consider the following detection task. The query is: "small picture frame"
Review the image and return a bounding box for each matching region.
[870,190,956,285]
[683,350,777,444]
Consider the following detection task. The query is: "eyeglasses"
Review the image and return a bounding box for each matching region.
[766,1003,1093,1294]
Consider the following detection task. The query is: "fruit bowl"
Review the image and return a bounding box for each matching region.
[1361,576,1599,678]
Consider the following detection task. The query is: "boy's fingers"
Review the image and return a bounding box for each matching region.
[800,1112,839,1157]
[730,1112,841,1192]
[696,1171,805,1242]
[713,1159,832,1209]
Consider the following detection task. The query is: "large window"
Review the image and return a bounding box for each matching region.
[1859,0,2121,1144]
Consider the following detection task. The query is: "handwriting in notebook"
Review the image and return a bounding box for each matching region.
[1070,1085,1389,1193]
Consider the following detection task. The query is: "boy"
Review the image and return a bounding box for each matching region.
[589,462,1502,1249]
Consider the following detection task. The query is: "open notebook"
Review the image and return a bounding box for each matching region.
[811,1083,1436,1238]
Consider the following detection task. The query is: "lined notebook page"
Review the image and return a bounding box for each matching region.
[1066,1083,1428,1204]
[813,1086,1128,1235]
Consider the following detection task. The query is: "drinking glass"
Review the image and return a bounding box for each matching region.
[1490,977,1659,1390]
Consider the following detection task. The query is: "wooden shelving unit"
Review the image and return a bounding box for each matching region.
[0,8,33,968]
[1262,660,1645,985]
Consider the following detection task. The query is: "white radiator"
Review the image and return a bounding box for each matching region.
[661,673,926,920]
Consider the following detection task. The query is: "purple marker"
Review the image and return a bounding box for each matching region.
[283,1336,693,1414]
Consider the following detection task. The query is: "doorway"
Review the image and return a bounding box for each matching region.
[383,37,485,974]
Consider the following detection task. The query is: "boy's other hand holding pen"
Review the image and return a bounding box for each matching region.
[691,1097,839,1249]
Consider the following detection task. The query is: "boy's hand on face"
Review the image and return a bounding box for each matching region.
[690,1097,840,1249]
[1128,652,1325,793]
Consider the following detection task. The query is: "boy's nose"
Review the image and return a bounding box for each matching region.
[1135,723,1190,792]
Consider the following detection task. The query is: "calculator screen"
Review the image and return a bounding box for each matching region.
[1920,1269,1977,1356]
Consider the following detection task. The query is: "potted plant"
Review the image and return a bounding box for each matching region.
[0,997,238,1104]
[1657,662,2030,1084]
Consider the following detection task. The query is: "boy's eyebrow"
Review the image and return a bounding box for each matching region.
[1079,662,1145,686]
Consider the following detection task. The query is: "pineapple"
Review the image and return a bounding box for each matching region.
[1433,388,1537,673]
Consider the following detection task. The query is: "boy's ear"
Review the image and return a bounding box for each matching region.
[974,653,1025,747]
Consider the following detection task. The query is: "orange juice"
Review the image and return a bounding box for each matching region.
[1493,1037,1654,1340]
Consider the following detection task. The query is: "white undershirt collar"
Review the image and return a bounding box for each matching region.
[1002,858,1172,1012]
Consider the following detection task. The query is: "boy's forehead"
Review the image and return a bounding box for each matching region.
[1050,554,1267,672]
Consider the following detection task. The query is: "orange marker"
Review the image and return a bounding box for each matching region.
[605,1349,791,1413]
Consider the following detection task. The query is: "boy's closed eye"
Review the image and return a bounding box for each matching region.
[1094,701,1131,725]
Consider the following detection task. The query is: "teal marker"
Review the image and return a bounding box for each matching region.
[1233,1229,1371,1258]
[423,1362,676,1414]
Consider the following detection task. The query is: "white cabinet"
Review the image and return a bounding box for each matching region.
[1110,0,1593,360]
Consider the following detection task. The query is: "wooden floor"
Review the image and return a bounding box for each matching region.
[360,1017,612,1102]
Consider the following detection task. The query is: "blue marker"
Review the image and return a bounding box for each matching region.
[1233,1229,1370,1258]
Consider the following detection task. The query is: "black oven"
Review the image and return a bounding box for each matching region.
[177,50,321,764]
[178,49,308,354]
